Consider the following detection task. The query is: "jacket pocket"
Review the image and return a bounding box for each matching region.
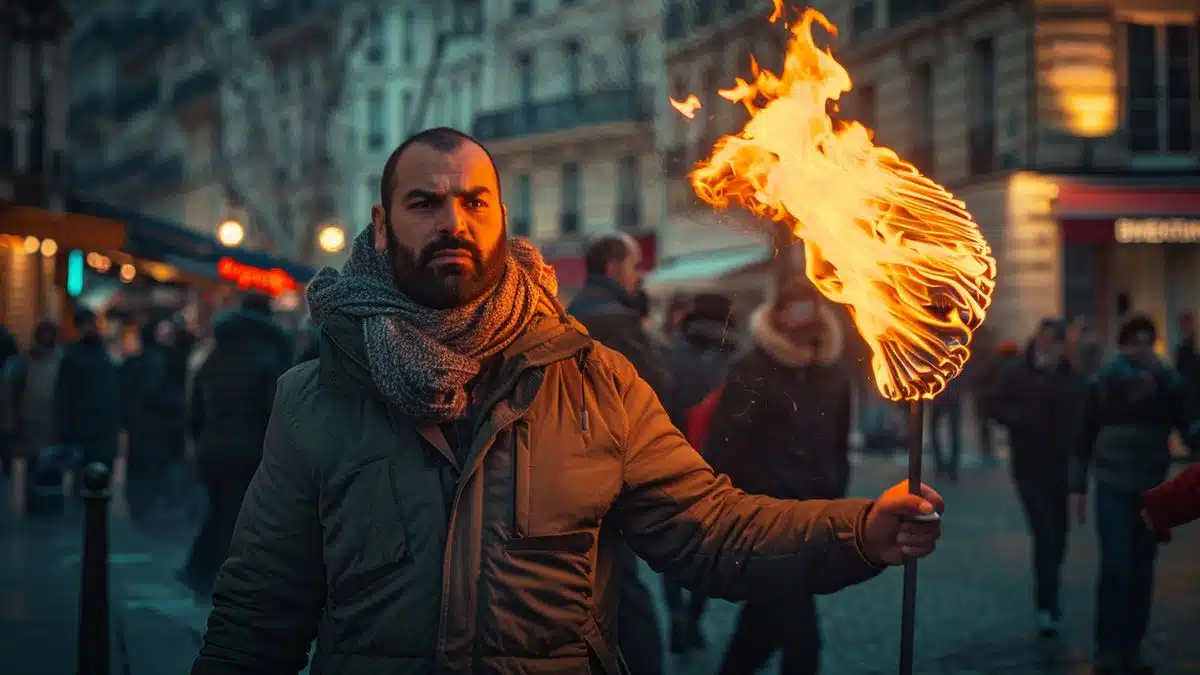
[504,530,594,553]
[513,420,532,538]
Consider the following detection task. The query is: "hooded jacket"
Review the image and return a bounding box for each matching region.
[191,309,884,675]
[190,309,292,468]
[703,304,853,502]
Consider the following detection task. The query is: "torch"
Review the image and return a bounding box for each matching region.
[671,3,997,673]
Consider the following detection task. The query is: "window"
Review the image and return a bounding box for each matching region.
[515,173,532,236]
[909,62,934,175]
[367,12,385,63]
[400,90,412,133]
[403,11,415,64]
[1125,22,1196,154]
[456,0,483,34]
[517,52,534,104]
[560,162,581,234]
[664,2,685,41]
[694,0,715,28]
[565,41,581,96]
[851,1,874,38]
[725,0,748,12]
[617,155,641,229]
[968,37,996,175]
[623,32,640,85]
[368,89,385,150]
[513,0,531,17]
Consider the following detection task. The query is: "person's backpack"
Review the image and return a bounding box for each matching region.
[685,382,725,450]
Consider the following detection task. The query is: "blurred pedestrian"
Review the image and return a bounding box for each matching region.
[568,234,671,675]
[928,374,964,481]
[0,321,62,476]
[191,128,946,675]
[0,323,17,476]
[54,307,123,479]
[986,318,1081,637]
[1068,315,1102,378]
[661,292,738,653]
[664,292,691,343]
[1140,463,1200,543]
[1174,311,1199,391]
[1070,315,1200,675]
[180,293,292,601]
[704,281,853,675]
[125,319,188,526]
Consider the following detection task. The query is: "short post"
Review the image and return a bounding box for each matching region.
[77,462,112,675]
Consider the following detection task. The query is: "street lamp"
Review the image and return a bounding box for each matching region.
[217,219,245,247]
[317,224,346,254]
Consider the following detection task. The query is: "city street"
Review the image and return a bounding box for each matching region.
[2,452,1198,675]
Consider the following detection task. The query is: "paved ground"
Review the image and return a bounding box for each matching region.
[2,450,1198,675]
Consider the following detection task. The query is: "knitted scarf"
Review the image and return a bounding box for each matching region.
[306,227,559,423]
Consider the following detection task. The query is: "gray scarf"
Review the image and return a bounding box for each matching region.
[306,228,560,423]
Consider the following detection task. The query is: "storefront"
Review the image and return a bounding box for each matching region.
[1055,180,1200,352]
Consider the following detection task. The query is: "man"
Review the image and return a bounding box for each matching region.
[704,282,853,675]
[661,292,738,653]
[568,235,672,674]
[1174,311,1199,391]
[1070,315,1200,675]
[986,319,1083,637]
[0,322,18,475]
[191,128,945,675]
[55,308,123,477]
[125,318,188,524]
[1,321,61,475]
[181,294,293,600]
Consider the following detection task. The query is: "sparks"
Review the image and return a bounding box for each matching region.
[669,95,703,120]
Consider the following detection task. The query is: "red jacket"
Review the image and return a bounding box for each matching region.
[1142,464,1200,542]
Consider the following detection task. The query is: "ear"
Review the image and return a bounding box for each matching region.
[370,204,388,252]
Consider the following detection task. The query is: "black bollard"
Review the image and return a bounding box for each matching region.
[77,462,112,675]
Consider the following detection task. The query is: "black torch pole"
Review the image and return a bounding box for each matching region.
[898,399,924,675]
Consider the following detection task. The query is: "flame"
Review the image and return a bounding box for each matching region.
[669,95,703,119]
[688,4,996,401]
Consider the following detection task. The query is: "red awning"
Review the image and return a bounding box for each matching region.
[1055,182,1200,218]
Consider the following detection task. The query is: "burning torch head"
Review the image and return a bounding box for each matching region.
[686,5,996,401]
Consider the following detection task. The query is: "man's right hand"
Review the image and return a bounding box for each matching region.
[1070,492,1087,526]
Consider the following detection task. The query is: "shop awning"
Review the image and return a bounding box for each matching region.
[0,204,128,251]
[643,246,770,289]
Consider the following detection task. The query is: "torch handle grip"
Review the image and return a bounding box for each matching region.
[899,399,924,675]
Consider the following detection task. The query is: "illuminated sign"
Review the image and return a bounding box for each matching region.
[1115,217,1200,244]
[217,257,299,297]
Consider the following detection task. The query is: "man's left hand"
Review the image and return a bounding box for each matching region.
[862,481,945,567]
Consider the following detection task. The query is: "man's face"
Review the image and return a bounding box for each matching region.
[1123,330,1156,365]
[606,239,642,296]
[1033,326,1063,359]
[33,325,56,349]
[78,318,99,340]
[371,141,508,309]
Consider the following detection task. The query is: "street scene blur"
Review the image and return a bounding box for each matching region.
[3,0,1200,673]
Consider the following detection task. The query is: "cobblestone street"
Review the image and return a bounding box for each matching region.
[2,453,1198,674]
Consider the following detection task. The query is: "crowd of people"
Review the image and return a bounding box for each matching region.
[0,126,1198,675]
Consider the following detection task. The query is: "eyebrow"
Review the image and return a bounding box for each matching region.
[402,186,493,202]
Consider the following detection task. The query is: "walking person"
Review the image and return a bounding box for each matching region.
[568,234,672,675]
[180,294,292,601]
[0,321,62,494]
[125,319,188,527]
[55,308,123,482]
[189,128,946,675]
[986,318,1082,637]
[704,281,854,675]
[661,292,738,654]
[928,377,964,481]
[1070,315,1200,675]
[0,323,17,477]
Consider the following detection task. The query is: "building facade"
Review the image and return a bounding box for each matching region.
[806,0,1200,349]
[472,0,666,293]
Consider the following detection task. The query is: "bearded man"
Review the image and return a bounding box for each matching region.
[190,127,946,675]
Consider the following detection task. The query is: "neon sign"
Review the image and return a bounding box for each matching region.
[1115,217,1200,244]
[217,257,299,297]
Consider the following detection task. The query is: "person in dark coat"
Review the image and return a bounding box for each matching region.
[985,318,1082,637]
[0,323,19,475]
[1070,315,1200,675]
[704,281,853,675]
[567,233,671,675]
[660,292,737,653]
[1174,311,1199,392]
[180,294,292,600]
[54,308,123,478]
[125,318,188,525]
[189,128,945,675]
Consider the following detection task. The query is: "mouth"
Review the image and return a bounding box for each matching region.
[429,249,474,266]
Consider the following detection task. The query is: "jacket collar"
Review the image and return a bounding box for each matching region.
[749,303,844,368]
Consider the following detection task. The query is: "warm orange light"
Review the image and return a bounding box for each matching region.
[317,224,346,253]
[39,238,58,257]
[684,3,997,401]
[217,257,299,297]
[23,236,40,254]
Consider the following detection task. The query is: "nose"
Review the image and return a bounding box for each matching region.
[439,201,471,237]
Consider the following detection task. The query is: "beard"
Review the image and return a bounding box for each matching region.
[387,228,509,310]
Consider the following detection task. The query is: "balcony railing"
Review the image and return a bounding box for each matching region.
[112,80,161,120]
[968,123,996,176]
[473,88,651,142]
[172,69,219,109]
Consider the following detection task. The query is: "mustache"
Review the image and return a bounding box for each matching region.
[417,237,484,267]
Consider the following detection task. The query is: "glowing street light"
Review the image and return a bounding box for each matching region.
[317,224,346,253]
[39,238,58,257]
[217,219,245,247]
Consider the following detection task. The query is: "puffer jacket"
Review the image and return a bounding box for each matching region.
[191,311,885,675]
[704,304,854,501]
